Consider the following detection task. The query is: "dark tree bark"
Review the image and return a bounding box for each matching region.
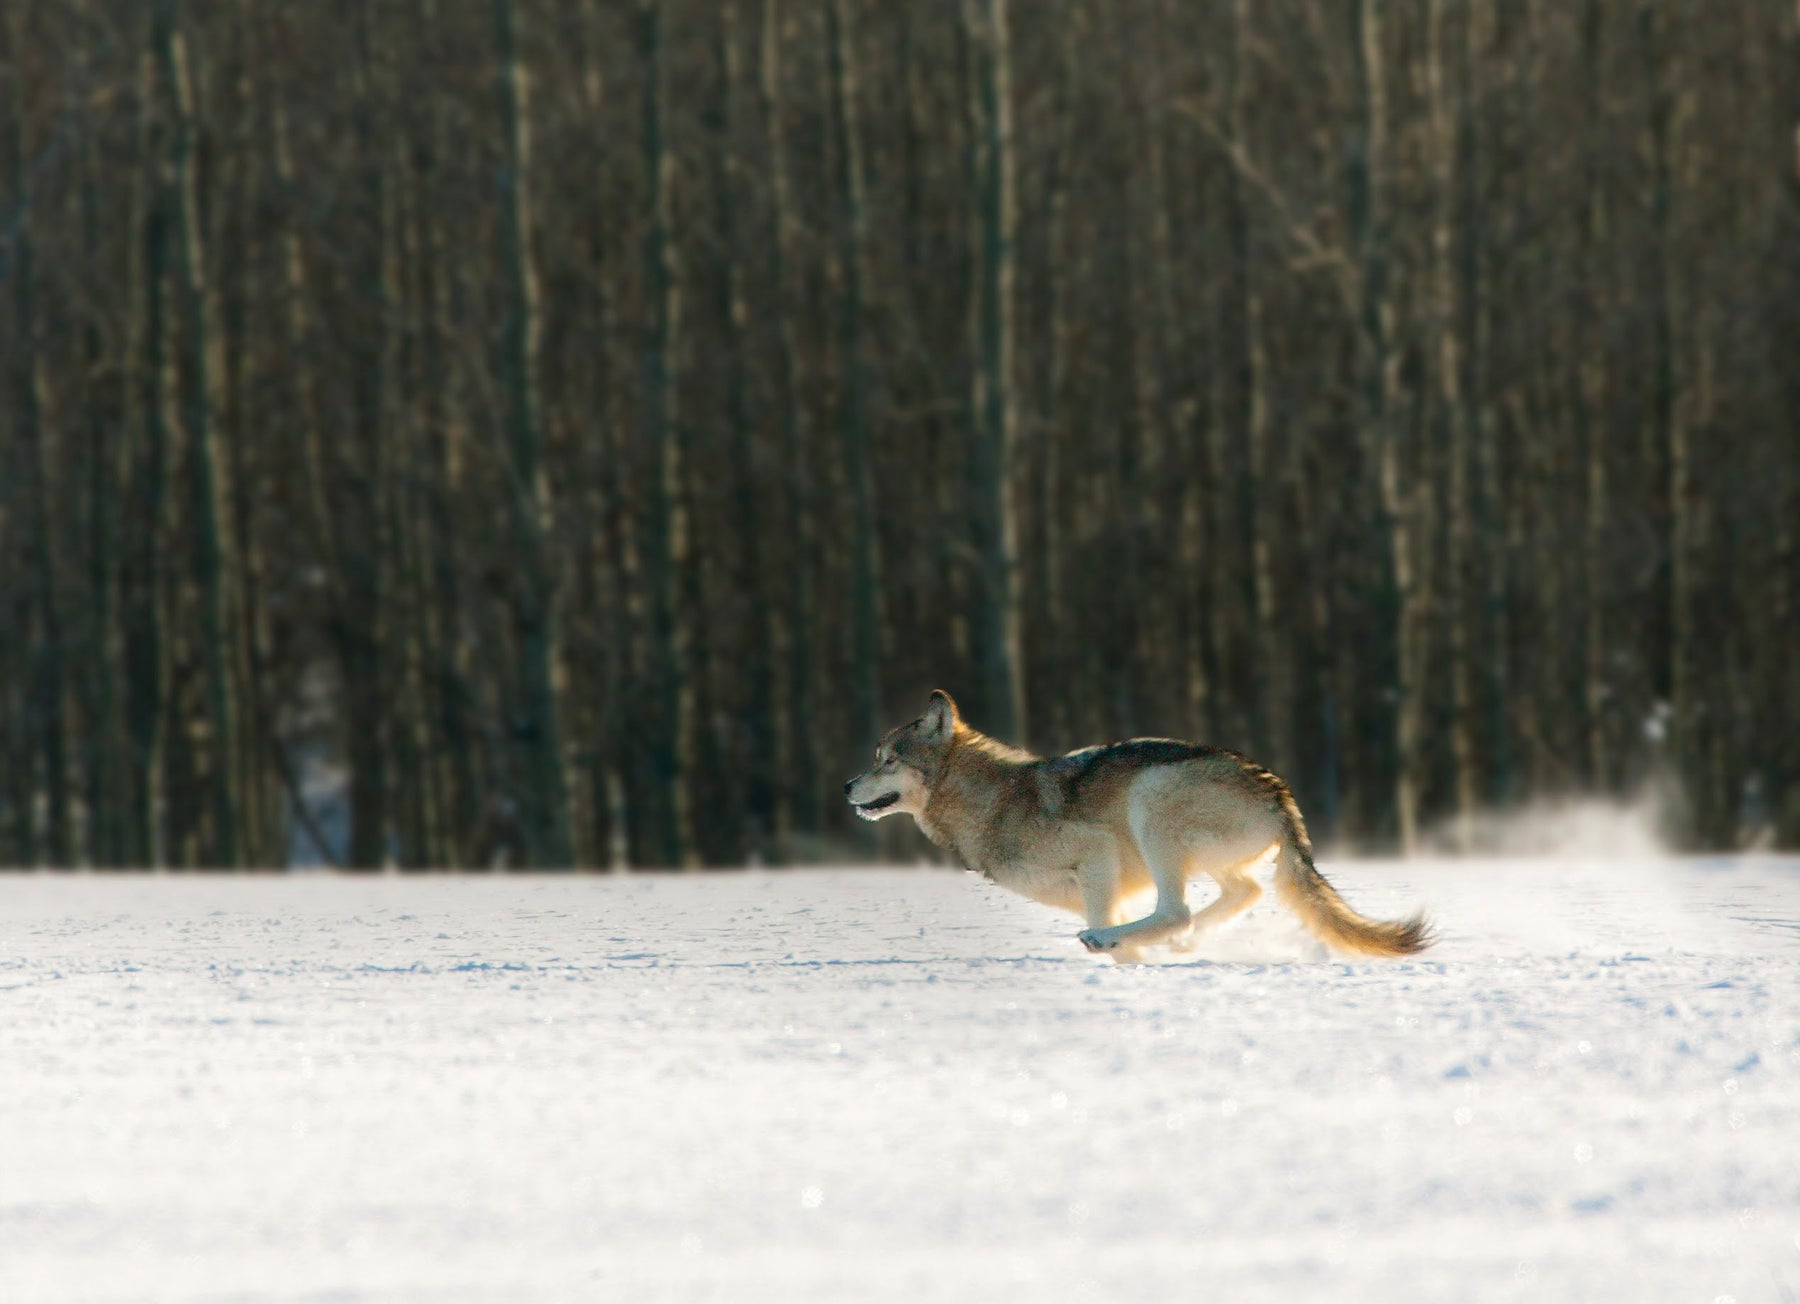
[964,0,1024,744]
[495,0,574,867]
[639,0,692,867]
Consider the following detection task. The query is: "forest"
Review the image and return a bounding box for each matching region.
[1,1,1795,869]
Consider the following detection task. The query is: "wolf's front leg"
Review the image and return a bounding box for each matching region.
[1077,818,1198,956]
[1075,860,1145,964]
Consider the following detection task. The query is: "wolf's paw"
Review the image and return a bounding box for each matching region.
[1077,929,1115,953]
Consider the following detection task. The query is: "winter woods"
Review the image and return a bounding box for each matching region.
[1,1,1795,868]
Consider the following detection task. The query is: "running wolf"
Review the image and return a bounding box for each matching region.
[844,691,1432,963]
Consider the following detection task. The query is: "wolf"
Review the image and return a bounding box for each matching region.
[844,690,1432,963]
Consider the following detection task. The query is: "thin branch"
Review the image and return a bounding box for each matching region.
[1174,98,1358,315]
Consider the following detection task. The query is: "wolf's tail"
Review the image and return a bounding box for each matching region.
[1273,790,1433,957]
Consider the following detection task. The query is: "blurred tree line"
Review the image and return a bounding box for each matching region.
[1,0,1795,869]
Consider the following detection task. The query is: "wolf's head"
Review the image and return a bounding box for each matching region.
[843,690,960,820]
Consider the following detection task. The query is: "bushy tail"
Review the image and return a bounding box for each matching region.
[1274,794,1433,957]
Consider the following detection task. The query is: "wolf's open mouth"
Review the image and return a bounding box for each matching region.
[854,792,901,816]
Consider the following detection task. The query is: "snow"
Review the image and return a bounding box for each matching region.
[4,858,1799,1303]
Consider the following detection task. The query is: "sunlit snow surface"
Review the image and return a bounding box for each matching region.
[4,860,1799,1303]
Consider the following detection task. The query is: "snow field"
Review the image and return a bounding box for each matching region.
[3,859,1799,1303]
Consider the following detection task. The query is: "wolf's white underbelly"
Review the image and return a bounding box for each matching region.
[987,857,1081,907]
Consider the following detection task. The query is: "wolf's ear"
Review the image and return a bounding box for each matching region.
[922,690,958,740]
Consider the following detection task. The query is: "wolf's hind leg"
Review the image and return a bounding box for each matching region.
[1167,852,1266,952]
[1077,821,1192,955]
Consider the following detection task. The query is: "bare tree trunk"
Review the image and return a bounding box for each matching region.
[1230,0,1283,769]
[8,68,73,866]
[115,47,163,867]
[640,0,691,866]
[1429,0,1476,851]
[212,29,265,865]
[415,0,479,866]
[1782,115,1800,847]
[128,35,173,867]
[826,0,882,793]
[1642,4,1697,844]
[80,125,128,867]
[270,39,345,867]
[495,0,574,867]
[1037,0,1083,752]
[331,6,394,870]
[1578,0,1612,794]
[1351,0,1420,853]
[964,0,1023,743]
[389,104,446,869]
[713,0,781,861]
[1129,2,1177,737]
[156,0,243,866]
[758,0,819,844]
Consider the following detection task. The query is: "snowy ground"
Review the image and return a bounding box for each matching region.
[4,858,1799,1303]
